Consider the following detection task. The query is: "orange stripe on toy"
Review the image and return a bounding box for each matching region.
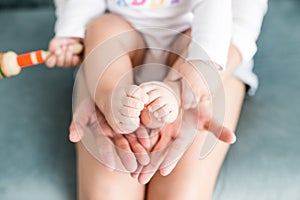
[36,50,45,63]
[17,52,34,68]
[17,50,47,68]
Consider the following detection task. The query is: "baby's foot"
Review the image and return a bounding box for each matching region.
[140,81,180,128]
[103,85,148,134]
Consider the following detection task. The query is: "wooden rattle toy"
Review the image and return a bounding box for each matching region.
[0,43,83,79]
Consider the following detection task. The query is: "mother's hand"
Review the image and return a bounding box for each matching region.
[69,98,236,184]
[69,98,150,173]
[136,99,237,184]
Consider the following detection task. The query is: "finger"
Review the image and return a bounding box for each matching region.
[96,133,116,171]
[159,138,189,176]
[69,121,84,143]
[95,113,113,138]
[113,134,138,172]
[45,55,57,68]
[123,96,144,111]
[72,55,81,66]
[136,126,151,150]
[56,52,66,67]
[138,167,157,185]
[54,43,66,55]
[64,47,73,67]
[149,129,160,150]
[48,39,60,53]
[69,99,95,142]
[125,85,149,104]
[130,164,143,179]
[119,106,141,118]
[159,162,177,176]
[138,135,171,184]
[197,99,236,144]
[160,115,197,176]
[205,119,236,144]
[125,134,150,166]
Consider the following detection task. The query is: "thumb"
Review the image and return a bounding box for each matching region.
[69,98,95,143]
[69,121,84,142]
[204,118,236,144]
[198,99,236,144]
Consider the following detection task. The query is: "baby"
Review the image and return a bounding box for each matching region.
[47,0,231,134]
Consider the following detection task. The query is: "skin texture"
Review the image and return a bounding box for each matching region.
[64,14,245,200]
[46,37,82,68]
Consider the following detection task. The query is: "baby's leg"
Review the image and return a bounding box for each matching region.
[140,80,181,128]
[84,14,147,134]
[77,14,146,200]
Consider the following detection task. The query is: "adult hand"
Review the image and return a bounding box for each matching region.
[136,99,236,184]
[165,60,222,110]
[69,98,151,173]
[69,98,236,184]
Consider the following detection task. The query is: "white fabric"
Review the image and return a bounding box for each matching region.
[234,59,258,95]
[54,0,231,70]
[55,0,268,95]
[232,0,268,63]
[54,0,106,38]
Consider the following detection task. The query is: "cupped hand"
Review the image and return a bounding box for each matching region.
[69,98,236,184]
[69,98,151,173]
[136,98,236,184]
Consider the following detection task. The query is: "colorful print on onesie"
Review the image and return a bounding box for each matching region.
[116,0,180,8]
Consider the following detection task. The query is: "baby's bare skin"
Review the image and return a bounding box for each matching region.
[140,80,181,129]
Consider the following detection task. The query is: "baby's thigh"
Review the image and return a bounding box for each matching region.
[167,29,191,67]
[76,143,145,200]
[85,13,146,64]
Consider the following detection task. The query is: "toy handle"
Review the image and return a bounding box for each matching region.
[18,43,84,68]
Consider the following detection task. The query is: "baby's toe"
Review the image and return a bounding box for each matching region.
[119,106,141,118]
[118,114,140,126]
[125,85,149,104]
[148,97,165,112]
[123,96,144,111]
[153,104,173,118]
[154,104,178,123]
[161,109,178,123]
[115,114,139,133]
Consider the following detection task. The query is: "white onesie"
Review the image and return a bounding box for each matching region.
[55,0,232,70]
[55,0,268,95]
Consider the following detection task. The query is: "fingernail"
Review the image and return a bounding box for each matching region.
[231,134,237,144]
